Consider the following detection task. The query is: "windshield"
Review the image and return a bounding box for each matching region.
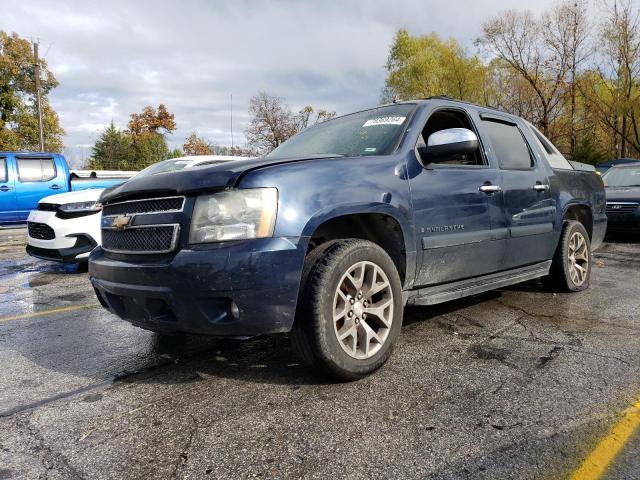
[603,166,640,187]
[266,104,416,159]
[133,158,228,178]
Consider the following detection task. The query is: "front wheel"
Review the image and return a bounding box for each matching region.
[291,239,403,381]
[546,220,592,292]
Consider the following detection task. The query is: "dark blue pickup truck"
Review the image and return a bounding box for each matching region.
[89,98,606,380]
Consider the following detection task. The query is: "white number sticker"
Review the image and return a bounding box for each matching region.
[363,116,406,127]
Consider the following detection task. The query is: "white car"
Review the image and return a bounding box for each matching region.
[26,188,104,263]
[26,155,247,263]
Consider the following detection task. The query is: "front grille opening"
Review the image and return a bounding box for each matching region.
[28,222,55,240]
[102,226,177,254]
[103,197,184,216]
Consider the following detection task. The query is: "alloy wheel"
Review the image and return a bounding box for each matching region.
[568,231,589,286]
[332,261,394,359]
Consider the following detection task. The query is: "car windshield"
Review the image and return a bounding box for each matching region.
[266,104,416,159]
[133,158,228,178]
[603,166,640,187]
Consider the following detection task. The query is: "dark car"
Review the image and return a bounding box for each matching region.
[603,163,640,233]
[596,158,640,175]
[89,97,606,380]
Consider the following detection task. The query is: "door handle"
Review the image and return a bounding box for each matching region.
[0,185,12,192]
[479,184,502,194]
[49,184,62,190]
[533,183,549,191]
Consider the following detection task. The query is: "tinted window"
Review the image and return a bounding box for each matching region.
[17,158,56,182]
[0,158,6,183]
[482,120,534,169]
[528,123,573,170]
[267,104,416,159]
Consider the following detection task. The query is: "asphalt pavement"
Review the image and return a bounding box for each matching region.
[0,231,639,479]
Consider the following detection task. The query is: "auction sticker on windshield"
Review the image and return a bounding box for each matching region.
[363,116,406,127]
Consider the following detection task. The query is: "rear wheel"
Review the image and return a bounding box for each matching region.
[546,220,592,292]
[291,239,403,381]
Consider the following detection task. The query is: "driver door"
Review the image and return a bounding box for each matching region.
[408,108,506,287]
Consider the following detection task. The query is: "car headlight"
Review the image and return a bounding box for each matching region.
[58,201,101,213]
[189,188,278,243]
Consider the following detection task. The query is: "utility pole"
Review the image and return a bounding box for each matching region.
[33,41,45,152]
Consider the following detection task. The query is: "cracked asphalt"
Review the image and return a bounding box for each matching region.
[0,227,639,479]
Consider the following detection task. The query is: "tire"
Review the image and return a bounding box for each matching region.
[546,220,592,292]
[291,239,404,381]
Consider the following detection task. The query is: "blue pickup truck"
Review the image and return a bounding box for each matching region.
[0,152,133,224]
[89,98,607,380]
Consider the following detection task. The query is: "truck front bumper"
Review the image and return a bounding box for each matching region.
[89,236,308,336]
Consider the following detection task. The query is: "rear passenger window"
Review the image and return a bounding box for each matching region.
[0,158,6,183]
[528,124,573,170]
[482,120,534,169]
[17,158,56,182]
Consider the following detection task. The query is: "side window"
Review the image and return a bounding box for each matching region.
[417,109,485,166]
[528,124,573,170]
[17,158,57,182]
[0,158,6,183]
[482,120,534,170]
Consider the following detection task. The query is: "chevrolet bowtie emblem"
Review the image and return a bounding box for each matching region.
[111,215,131,230]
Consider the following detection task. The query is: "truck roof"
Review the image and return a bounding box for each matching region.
[374,96,521,123]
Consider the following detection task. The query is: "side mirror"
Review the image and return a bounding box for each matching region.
[418,128,479,166]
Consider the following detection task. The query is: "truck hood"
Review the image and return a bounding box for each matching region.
[605,186,640,201]
[99,155,340,203]
[40,188,104,205]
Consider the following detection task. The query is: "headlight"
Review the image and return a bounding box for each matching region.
[189,188,278,243]
[58,201,101,213]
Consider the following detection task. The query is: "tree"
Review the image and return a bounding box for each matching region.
[0,31,64,151]
[295,106,336,131]
[87,121,135,170]
[183,132,213,155]
[127,104,176,138]
[381,29,489,103]
[246,92,298,154]
[133,131,169,169]
[167,148,183,159]
[479,9,572,137]
[587,0,640,157]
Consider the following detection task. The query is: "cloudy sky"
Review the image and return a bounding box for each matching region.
[5,0,561,164]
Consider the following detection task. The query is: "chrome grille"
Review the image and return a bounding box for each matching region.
[102,196,185,216]
[102,225,179,254]
[28,222,55,240]
[606,202,639,214]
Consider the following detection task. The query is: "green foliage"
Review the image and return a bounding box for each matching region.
[571,135,608,166]
[132,132,169,169]
[382,29,488,103]
[167,148,183,159]
[87,122,170,170]
[0,31,64,152]
[87,122,135,170]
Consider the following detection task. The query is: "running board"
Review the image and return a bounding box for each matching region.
[406,261,552,306]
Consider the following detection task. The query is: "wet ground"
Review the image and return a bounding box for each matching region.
[0,228,639,479]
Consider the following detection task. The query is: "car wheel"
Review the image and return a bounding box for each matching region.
[291,239,403,381]
[546,220,592,292]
